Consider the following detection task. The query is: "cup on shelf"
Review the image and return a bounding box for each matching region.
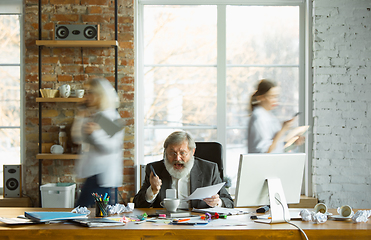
[50,144,64,154]
[59,84,71,98]
[75,89,85,98]
[70,89,76,97]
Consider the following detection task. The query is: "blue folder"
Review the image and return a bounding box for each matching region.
[24,211,88,222]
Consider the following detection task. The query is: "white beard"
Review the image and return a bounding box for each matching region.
[164,154,194,179]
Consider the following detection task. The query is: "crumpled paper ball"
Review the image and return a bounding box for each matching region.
[71,206,91,215]
[300,209,327,223]
[300,209,312,221]
[311,212,327,223]
[108,203,134,215]
[352,210,371,223]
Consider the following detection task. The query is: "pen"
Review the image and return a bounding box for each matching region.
[174,218,191,223]
[250,215,271,220]
[150,165,157,177]
[103,193,108,201]
[170,222,208,225]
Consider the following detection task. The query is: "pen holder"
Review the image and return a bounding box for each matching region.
[95,200,108,217]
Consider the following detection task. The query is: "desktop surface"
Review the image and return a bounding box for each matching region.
[0,208,370,240]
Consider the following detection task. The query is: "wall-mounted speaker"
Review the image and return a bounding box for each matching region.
[54,24,100,41]
[3,165,22,198]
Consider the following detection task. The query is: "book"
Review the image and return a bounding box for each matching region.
[73,218,125,227]
[94,113,123,137]
[24,212,87,222]
[284,125,310,152]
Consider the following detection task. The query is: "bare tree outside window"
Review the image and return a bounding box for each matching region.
[141,5,300,186]
[143,6,217,163]
[226,6,299,184]
[0,15,21,189]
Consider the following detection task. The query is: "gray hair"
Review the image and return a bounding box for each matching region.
[89,78,119,110]
[163,131,196,151]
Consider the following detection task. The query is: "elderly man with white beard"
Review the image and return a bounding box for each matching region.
[133,131,234,209]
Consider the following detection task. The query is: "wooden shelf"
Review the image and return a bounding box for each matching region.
[289,195,318,208]
[36,40,118,47]
[36,97,85,103]
[37,154,80,159]
[0,196,32,207]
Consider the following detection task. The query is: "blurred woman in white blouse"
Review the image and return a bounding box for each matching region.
[71,78,124,207]
[248,79,303,153]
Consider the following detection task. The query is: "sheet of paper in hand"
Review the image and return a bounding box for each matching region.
[184,182,225,201]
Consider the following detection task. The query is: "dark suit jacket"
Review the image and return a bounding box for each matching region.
[133,157,234,208]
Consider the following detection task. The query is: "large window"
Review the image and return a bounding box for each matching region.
[0,2,22,194]
[137,0,306,189]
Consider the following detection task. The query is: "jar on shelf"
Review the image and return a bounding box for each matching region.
[58,125,68,152]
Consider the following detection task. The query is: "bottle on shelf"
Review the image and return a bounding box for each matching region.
[58,125,68,153]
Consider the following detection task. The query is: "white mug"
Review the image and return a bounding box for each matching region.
[337,205,353,217]
[160,198,180,212]
[50,144,64,154]
[75,89,85,98]
[59,84,71,98]
[314,203,327,214]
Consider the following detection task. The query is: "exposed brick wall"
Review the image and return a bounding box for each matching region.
[23,0,135,206]
[312,0,371,208]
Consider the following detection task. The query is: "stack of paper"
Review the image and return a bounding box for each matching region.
[0,217,36,225]
[156,209,193,218]
[73,218,125,227]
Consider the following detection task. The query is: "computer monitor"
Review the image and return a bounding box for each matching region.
[235,153,306,223]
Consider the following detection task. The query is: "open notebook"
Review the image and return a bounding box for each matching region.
[284,126,310,151]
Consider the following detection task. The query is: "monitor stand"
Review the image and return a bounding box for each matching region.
[255,178,290,224]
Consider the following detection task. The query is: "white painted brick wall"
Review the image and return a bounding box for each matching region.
[313,0,371,208]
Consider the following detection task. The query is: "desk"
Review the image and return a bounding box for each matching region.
[0,208,370,240]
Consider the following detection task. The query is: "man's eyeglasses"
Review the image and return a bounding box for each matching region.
[167,151,189,158]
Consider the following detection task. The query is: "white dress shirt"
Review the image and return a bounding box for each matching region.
[248,106,284,153]
[71,109,124,187]
[145,173,222,208]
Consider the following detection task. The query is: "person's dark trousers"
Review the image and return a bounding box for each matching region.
[75,175,114,208]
